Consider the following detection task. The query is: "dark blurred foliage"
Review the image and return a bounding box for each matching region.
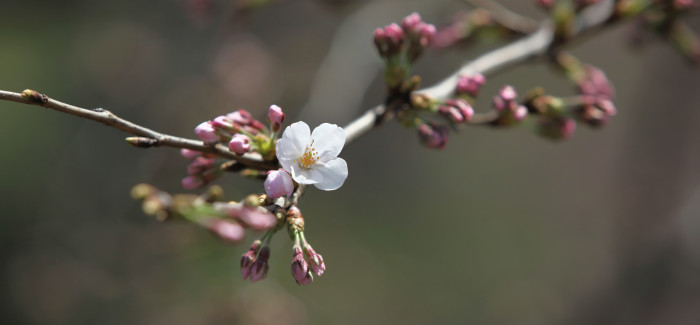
[1,0,700,324]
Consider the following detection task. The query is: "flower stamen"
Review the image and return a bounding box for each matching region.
[295,141,319,169]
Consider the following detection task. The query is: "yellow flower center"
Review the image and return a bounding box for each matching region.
[296,142,319,169]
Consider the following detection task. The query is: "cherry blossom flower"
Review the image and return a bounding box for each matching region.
[276,122,348,191]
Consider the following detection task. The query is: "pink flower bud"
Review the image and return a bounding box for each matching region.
[186,156,216,175]
[304,246,326,276]
[212,116,234,129]
[456,74,486,96]
[401,12,423,32]
[493,96,507,111]
[267,104,285,132]
[194,121,219,143]
[499,85,518,102]
[264,169,295,199]
[418,23,436,47]
[296,272,313,285]
[439,105,463,123]
[513,105,528,121]
[228,134,251,155]
[291,247,309,283]
[418,123,449,149]
[249,246,270,282]
[180,148,201,160]
[384,23,405,45]
[215,202,277,230]
[209,219,244,243]
[249,119,266,132]
[241,240,261,280]
[181,176,204,189]
[227,110,250,125]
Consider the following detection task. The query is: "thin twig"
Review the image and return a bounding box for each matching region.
[463,0,540,34]
[0,90,276,170]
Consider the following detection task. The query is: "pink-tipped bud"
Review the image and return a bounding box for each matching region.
[418,123,449,149]
[241,240,261,280]
[194,121,219,143]
[385,23,405,45]
[181,175,204,189]
[499,85,518,102]
[401,12,423,32]
[180,148,202,160]
[418,23,436,47]
[513,105,528,121]
[596,99,617,116]
[249,246,270,283]
[212,115,234,129]
[228,134,251,155]
[186,156,216,175]
[227,110,250,125]
[439,106,463,123]
[456,74,486,96]
[267,104,285,132]
[264,169,295,199]
[304,246,326,276]
[210,219,244,243]
[296,271,314,285]
[291,247,309,283]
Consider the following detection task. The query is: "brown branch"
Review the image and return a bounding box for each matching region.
[342,0,620,139]
[0,90,276,170]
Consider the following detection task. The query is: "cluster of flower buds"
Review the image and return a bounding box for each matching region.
[131,184,277,244]
[180,149,221,189]
[492,85,528,126]
[573,65,617,127]
[241,240,270,283]
[286,207,325,285]
[192,105,286,161]
[456,73,486,97]
[374,13,436,90]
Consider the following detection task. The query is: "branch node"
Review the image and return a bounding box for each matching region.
[125,137,160,148]
[20,89,48,105]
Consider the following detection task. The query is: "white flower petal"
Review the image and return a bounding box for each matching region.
[311,123,345,160]
[290,163,320,185]
[277,122,311,161]
[312,157,348,191]
[278,157,294,173]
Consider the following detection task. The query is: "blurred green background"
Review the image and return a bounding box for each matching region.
[2,0,700,324]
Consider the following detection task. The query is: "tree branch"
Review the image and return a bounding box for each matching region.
[342,0,619,140]
[0,90,276,170]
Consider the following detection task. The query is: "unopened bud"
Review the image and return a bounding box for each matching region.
[304,245,326,276]
[417,123,449,149]
[264,169,295,199]
[181,175,204,189]
[291,247,309,283]
[194,121,219,143]
[228,134,251,155]
[241,240,262,280]
[267,104,285,132]
[249,246,270,283]
[209,219,244,243]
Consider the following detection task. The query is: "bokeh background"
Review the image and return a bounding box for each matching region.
[2,0,700,324]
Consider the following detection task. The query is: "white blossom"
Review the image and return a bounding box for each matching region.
[276,122,348,191]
